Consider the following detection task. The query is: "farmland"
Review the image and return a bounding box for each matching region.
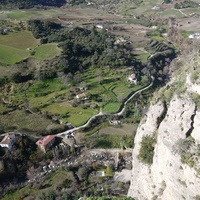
[0,0,183,132]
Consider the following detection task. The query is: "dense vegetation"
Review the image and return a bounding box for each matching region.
[174,0,199,9]
[0,0,66,9]
[138,135,156,164]
[27,20,137,78]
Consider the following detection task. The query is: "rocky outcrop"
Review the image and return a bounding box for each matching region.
[128,96,200,200]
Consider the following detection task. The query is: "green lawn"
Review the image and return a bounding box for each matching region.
[135,53,149,62]
[151,36,164,41]
[103,102,120,113]
[0,103,13,114]
[0,31,39,49]
[42,102,98,127]
[32,43,61,60]
[6,11,30,19]
[0,32,60,64]
[0,110,60,134]
[0,44,28,64]
[159,9,184,18]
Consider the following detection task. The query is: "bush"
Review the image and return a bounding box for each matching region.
[138,135,156,164]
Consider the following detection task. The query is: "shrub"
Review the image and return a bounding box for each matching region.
[138,135,156,164]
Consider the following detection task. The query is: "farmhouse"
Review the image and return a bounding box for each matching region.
[128,73,137,84]
[96,24,103,29]
[0,133,16,149]
[36,135,55,152]
[76,93,86,99]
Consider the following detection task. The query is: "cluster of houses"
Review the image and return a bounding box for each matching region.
[0,132,76,153]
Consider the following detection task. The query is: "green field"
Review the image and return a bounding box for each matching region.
[32,43,61,60]
[1,64,145,127]
[0,10,52,20]
[0,31,39,49]
[0,31,61,64]
[103,102,120,113]
[135,53,149,62]
[84,124,136,148]
[0,110,61,134]
[0,44,28,64]
[159,9,184,18]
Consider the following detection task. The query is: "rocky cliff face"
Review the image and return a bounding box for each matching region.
[128,53,200,200]
[128,96,200,200]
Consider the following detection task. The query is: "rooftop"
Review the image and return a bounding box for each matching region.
[128,74,136,80]
[36,135,55,147]
[0,133,15,145]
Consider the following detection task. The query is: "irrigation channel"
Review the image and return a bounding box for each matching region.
[57,76,154,137]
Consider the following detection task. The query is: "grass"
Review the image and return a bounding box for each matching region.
[86,125,136,148]
[0,31,60,64]
[1,60,149,128]
[103,102,120,113]
[0,44,28,64]
[42,102,98,127]
[6,12,30,20]
[112,84,132,98]
[151,36,164,41]
[159,9,184,18]
[0,103,13,114]
[0,31,39,49]
[181,30,194,37]
[135,53,149,62]
[32,43,61,60]
[0,110,61,134]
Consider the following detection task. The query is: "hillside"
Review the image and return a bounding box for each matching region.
[128,51,200,199]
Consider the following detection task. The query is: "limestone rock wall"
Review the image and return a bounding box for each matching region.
[128,96,200,200]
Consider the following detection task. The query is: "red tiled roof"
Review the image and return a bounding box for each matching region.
[36,135,55,147]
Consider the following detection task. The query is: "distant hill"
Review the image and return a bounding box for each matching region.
[0,0,66,9]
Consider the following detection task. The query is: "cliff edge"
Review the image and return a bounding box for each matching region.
[128,52,200,200]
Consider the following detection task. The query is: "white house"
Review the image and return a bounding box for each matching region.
[0,133,16,149]
[76,93,86,99]
[128,74,137,84]
[96,25,103,29]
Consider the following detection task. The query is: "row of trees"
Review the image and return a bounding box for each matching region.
[0,0,66,9]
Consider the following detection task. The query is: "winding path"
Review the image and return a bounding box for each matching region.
[56,77,154,137]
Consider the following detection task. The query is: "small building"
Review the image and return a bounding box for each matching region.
[109,120,121,126]
[128,73,137,84]
[0,133,16,149]
[76,93,86,99]
[96,25,103,29]
[36,135,55,152]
